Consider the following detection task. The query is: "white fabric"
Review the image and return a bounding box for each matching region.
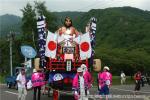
[121,73,126,78]
[65,29,71,35]
[79,76,88,100]
[79,76,85,95]
[75,91,78,95]
[37,24,46,28]
[37,20,45,26]
[45,31,57,58]
[25,59,32,68]
[77,67,83,72]
[16,73,26,88]
[99,85,101,89]
[91,23,96,28]
[79,32,92,60]
[105,80,111,85]
[73,35,81,44]
[18,87,27,100]
[27,80,32,89]
[121,73,126,84]
[104,66,110,71]
[80,64,87,74]
[57,34,65,43]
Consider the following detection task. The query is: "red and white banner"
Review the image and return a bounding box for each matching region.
[79,32,92,60]
[45,31,57,58]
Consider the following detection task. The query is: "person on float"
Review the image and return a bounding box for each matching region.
[98,66,112,100]
[56,16,79,38]
[72,67,88,100]
[56,16,80,59]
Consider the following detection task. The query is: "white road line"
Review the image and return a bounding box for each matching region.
[5,91,18,95]
[112,87,150,94]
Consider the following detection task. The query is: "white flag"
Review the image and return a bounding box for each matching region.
[79,32,92,60]
[73,35,81,44]
[45,31,57,58]
[25,59,32,68]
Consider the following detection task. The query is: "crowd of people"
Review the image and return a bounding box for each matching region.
[16,64,113,100]
[16,65,150,100]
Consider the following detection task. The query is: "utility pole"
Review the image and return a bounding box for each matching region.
[8,31,14,76]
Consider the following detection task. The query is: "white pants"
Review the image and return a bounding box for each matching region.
[79,95,88,100]
[79,89,89,100]
[121,78,126,84]
[18,87,27,100]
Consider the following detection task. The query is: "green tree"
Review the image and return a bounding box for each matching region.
[21,3,36,46]
[34,1,57,32]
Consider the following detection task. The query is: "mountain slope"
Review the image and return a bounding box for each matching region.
[74,7,150,50]
[53,11,85,26]
[0,14,22,37]
[73,7,150,74]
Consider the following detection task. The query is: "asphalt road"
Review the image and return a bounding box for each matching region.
[0,84,150,100]
[0,84,74,100]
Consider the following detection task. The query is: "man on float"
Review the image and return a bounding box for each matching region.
[56,17,80,59]
[56,16,79,38]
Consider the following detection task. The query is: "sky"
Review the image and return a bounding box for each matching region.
[0,0,150,17]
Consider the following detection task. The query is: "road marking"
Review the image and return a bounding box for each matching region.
[5,91,18,95]
[111,87,150,94]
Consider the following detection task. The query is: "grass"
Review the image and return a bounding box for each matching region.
[112,76,134,85]
[0,75,5,84]
[0,72,135,85]
[92,72,134,86]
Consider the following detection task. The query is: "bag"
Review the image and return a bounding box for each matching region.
[27,80,32,89]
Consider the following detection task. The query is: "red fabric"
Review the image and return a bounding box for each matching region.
[134,73,141,80]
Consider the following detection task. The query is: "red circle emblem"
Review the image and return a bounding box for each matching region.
[80,42,89,52]
[48,41,56,51]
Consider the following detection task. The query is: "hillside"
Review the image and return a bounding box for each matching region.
[0,7,150,75]
[0,12,84,37]
[0,14,22,37]
[53,11,85,26]
[73,7,150,74]
[74,7,150,50]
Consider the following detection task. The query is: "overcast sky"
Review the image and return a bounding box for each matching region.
[0,0,150,17]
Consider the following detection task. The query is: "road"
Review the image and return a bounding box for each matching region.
[0,84,74,100]
[0,84,150,100]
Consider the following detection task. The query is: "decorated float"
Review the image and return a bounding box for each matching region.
[36,15,97,100]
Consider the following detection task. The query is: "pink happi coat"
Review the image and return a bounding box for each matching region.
[98,71,112,88]
[72,73,89,91]
[31,72,45,87]
[83,71,93,88]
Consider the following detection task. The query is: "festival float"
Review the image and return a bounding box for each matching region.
[36,15,97,100]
